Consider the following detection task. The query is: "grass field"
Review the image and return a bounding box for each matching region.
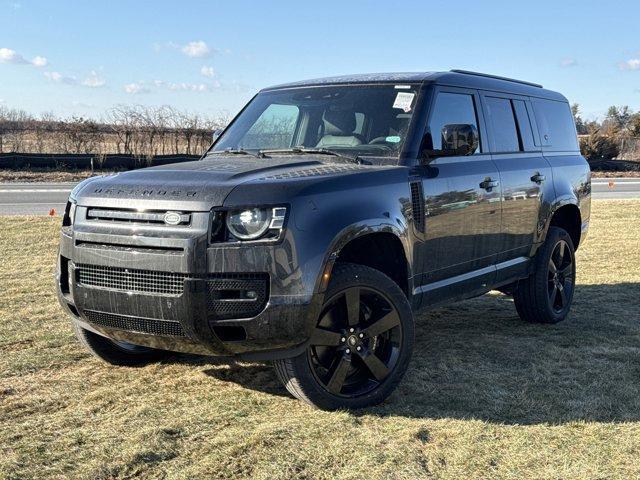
[1,200,639,479]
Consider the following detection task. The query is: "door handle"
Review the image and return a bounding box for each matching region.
[480,178,499,191]
[531,173,546,184]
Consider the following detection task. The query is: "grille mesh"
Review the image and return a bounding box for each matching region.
[86,208,191,225]
[84,310,185,337]
[207,274,269,320]
[410,181,425,233]
[76,264,186,295]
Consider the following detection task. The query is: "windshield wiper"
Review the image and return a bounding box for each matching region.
[258,147,361,164]
[208,148,267,159]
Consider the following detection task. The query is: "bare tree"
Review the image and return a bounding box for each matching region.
[0,104,222,158]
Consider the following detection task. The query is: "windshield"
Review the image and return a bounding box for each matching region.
[212,84,420,160]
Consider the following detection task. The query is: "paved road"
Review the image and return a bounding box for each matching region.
[0,183,73,215]
[590,177,640,199]
[0,178,638,215]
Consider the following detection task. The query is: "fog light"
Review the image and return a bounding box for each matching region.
[245,290,257,299]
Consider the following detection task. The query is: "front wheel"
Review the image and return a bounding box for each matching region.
[513,226,576,324]
[274,263,414,410]
[73,322,170,366]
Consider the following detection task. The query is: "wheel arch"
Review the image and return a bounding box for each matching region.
[315,221,413,298]
[546,201,582,249]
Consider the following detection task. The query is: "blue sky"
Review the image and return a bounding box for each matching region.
[1,0,639,121]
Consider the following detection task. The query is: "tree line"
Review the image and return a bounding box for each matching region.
[0,105,230,159]
[572,104,640,161]
[1,103,639,163]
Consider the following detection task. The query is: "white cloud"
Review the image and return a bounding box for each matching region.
[181,40,211,58]
[44,71,78,85]
[171,82,209,92]
[200,65,215,77]
[124,82,149,94]
[31,55,48,67]
[155,79,219,92]
[0,48,48,67]
[0,47,28,64]
[618,58,640,71]
[82,70,105,87]
[560,58,577,67]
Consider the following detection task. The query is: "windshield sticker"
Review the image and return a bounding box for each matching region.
[394,85,411,90]
[385,136,401,143]
[393,92,415,112]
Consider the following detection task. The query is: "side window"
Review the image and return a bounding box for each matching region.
[240,104,300,149]
[354,112,365,135]
[428,92,479,153]
[512,100,536,150]
[532,99,579,151]
[485,97,520,153]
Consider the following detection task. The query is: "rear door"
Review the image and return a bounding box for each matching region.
[414,87,502,305]
[480,93,554,282]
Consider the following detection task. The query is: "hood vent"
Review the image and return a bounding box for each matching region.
[262,164,370,180]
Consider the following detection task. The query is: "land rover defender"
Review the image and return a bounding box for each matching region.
[57,70,590,410]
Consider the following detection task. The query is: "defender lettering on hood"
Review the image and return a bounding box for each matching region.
[91,187,199,198]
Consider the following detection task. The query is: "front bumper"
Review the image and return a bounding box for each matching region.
[56,206,323,360]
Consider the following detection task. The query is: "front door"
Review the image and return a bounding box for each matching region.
[415,88,502,306]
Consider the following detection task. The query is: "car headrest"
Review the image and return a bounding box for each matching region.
[322,109,357,136]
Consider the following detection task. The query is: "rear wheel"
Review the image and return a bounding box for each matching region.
[513,226,576,324]
[274,263,414,410]
[73,322,169,366]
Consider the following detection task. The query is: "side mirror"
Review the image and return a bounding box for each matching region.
[441,124,478,156]
[421,123,478,159]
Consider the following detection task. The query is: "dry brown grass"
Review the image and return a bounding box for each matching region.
[591,171,640,178]
[0,169,115,183]
[1,200,639,479]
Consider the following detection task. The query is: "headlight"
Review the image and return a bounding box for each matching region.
[224,207,287,241]
[62,198,77,227]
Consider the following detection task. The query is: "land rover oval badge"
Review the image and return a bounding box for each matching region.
[163,212,182,225]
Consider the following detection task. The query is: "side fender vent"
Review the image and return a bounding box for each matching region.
[410,181,425,233]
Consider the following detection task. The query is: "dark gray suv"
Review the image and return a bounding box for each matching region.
[57,70,590,410]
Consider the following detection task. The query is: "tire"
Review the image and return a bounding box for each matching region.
[513,226,576,324]
[73,322,169,366]
[274,263,415,410]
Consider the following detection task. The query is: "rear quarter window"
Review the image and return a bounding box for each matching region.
[532,99,578,151]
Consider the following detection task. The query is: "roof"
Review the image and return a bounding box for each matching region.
[263,70,567,102]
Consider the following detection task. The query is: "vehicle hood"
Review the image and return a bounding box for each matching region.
[72,155,381,210]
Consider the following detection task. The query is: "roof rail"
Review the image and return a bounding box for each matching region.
[450,69,543,88]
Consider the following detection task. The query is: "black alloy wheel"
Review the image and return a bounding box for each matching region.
[514,226,577,324]
[547,239,575,314]
[308,286,402,397]
[274,263,414,410]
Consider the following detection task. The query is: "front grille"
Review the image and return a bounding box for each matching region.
[76,264,186,295]
[84,310,185,337]
[86,207,191,226]
[207,274,269,320]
